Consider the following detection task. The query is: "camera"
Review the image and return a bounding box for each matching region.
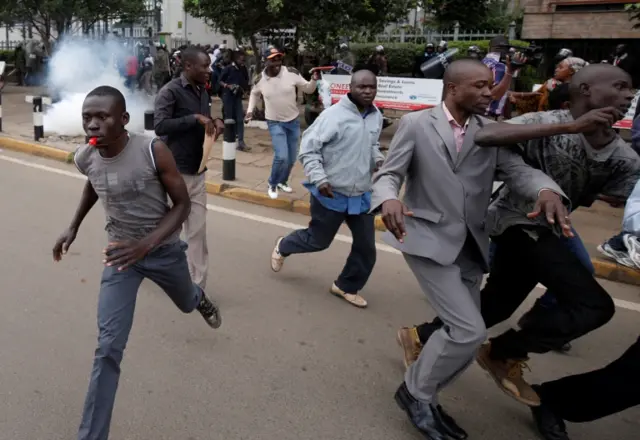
[497,43,544,69]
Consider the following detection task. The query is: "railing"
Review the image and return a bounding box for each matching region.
[0,40,22,51]
[372,21,517,43]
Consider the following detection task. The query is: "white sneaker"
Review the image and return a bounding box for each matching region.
[267,185,278,199]
[277,183,293,193]
[623,234,640,269]
[597,242,635,268]
[271,237,286,272]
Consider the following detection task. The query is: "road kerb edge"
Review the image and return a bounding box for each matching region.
[220,187,293,210]
[592,257,640,286]
[0,136,71,162]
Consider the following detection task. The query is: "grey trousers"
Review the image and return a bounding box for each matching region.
[78,241,202,440]
[403,243,486,404]
[181,173,209,290]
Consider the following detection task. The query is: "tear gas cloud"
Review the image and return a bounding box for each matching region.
[44,37,153,137]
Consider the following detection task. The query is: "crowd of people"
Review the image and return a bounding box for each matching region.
[46,31,640,440]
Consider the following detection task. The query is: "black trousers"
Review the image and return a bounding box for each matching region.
[483,226,615,360]
[538,336,640,422]
[278,196,377,293]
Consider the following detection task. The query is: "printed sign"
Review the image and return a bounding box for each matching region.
[613,90,639,130]
[321,74,443,111]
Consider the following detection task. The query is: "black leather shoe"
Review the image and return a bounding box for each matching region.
[531,400,570,440]
[394,382,449,440]
[434,405,468,439]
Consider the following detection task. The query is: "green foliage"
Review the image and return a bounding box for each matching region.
[479,0,522,33]
[426,0,489,29]
[626,3,640,29]
[0,50,16,63]
[1,0,148,50]
[350,40,541,89]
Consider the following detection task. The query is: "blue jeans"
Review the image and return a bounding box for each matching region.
[489,227,594,307]
[222,91,245,142]
[78,241,202,440]
[267,119,300,187]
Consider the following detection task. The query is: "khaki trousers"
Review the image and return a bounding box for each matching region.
[181,173,209,289]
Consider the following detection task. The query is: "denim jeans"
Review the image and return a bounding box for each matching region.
[267,119,300,187]
[279,196,377,293]
[488,226,594,307]
[222,91,245,142]
[77,241,202,440]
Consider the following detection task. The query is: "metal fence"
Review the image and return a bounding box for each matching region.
[373,21,517,43]
[0,40,21,51]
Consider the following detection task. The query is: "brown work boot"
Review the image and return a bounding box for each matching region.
[476,343,541,407]
[396,327,423,369]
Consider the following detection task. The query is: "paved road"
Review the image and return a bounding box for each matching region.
[0,150,639,440]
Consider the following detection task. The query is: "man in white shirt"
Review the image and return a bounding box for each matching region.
[246,47,319,199]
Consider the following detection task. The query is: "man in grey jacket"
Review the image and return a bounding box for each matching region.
[270,69,384,308]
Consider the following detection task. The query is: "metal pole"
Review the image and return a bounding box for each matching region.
[33,96,44,140]
[144,110,155,137]
[222,119,236,181]
[0,91,3,132]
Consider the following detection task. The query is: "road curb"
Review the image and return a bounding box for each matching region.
[592,257,640,286]
[2,135,638,286]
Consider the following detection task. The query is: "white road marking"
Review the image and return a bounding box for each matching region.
[2,153,640,313]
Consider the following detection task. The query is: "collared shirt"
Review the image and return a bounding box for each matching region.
[482,53,508,117]
[154,74,213,175]
[442,102,469,152]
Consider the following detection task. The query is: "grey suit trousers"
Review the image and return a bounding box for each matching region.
[403,240,486,404]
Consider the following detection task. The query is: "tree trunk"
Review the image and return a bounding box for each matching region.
[250,34,261,73]
[292,25,300,70]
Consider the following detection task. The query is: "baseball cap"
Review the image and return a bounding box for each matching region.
[264,47,284,60]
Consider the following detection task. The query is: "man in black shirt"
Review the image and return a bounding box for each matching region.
[220,51,250,151]
[154,46,224,292]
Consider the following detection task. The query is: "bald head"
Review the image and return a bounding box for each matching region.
[443,59,489,84]
[568,63,634,115]
[351,69,377,86]
[350,69,377,108]
[442,59,493,115]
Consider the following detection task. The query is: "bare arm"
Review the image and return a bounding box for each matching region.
[475,121,574,147]
[140,141,191,250]
[69,180,99,231]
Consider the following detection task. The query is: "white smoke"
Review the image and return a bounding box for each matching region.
[44,37,154,136]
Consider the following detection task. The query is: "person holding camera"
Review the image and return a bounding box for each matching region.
[481,36,525,120]
[220,50,251,152]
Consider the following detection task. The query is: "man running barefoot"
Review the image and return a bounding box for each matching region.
[53,86,221,440]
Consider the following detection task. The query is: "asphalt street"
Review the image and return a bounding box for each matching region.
[0,150,639,440]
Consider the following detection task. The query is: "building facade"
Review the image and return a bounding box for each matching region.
[522,0,637,39]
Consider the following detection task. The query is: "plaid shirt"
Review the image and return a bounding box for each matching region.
[482,53,507,117]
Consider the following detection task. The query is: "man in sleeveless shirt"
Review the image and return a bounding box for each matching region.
[53,86,221,440]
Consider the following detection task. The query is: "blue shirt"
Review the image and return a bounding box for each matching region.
[304,182,371,215]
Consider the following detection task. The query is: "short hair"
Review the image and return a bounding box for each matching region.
[86,86,126,111]
[182,45,208,65]
[489,35,508,49]
[548,83,570,110]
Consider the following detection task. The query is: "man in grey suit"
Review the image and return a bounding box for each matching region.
[370,59,569,440]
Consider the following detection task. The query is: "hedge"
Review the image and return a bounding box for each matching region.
[350,40,541,92]
[0,50,15,63]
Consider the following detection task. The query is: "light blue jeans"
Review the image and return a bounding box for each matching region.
[78,241,202,440]
[267,119,300,187]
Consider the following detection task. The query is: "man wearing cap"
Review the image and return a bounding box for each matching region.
[246,48,320,199]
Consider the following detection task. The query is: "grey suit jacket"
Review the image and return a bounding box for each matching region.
[370,106,566,271]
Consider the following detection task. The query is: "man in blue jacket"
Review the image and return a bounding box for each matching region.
[269,69,384,308]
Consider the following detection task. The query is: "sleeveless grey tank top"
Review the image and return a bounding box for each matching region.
[74,133,180,245]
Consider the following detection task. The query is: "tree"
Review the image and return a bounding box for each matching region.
[426,0,489,29]
[626,3,640,29]
[1,0,147,52]
[184,0,412,68]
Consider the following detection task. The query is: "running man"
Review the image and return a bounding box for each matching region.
[53,86,221,440]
